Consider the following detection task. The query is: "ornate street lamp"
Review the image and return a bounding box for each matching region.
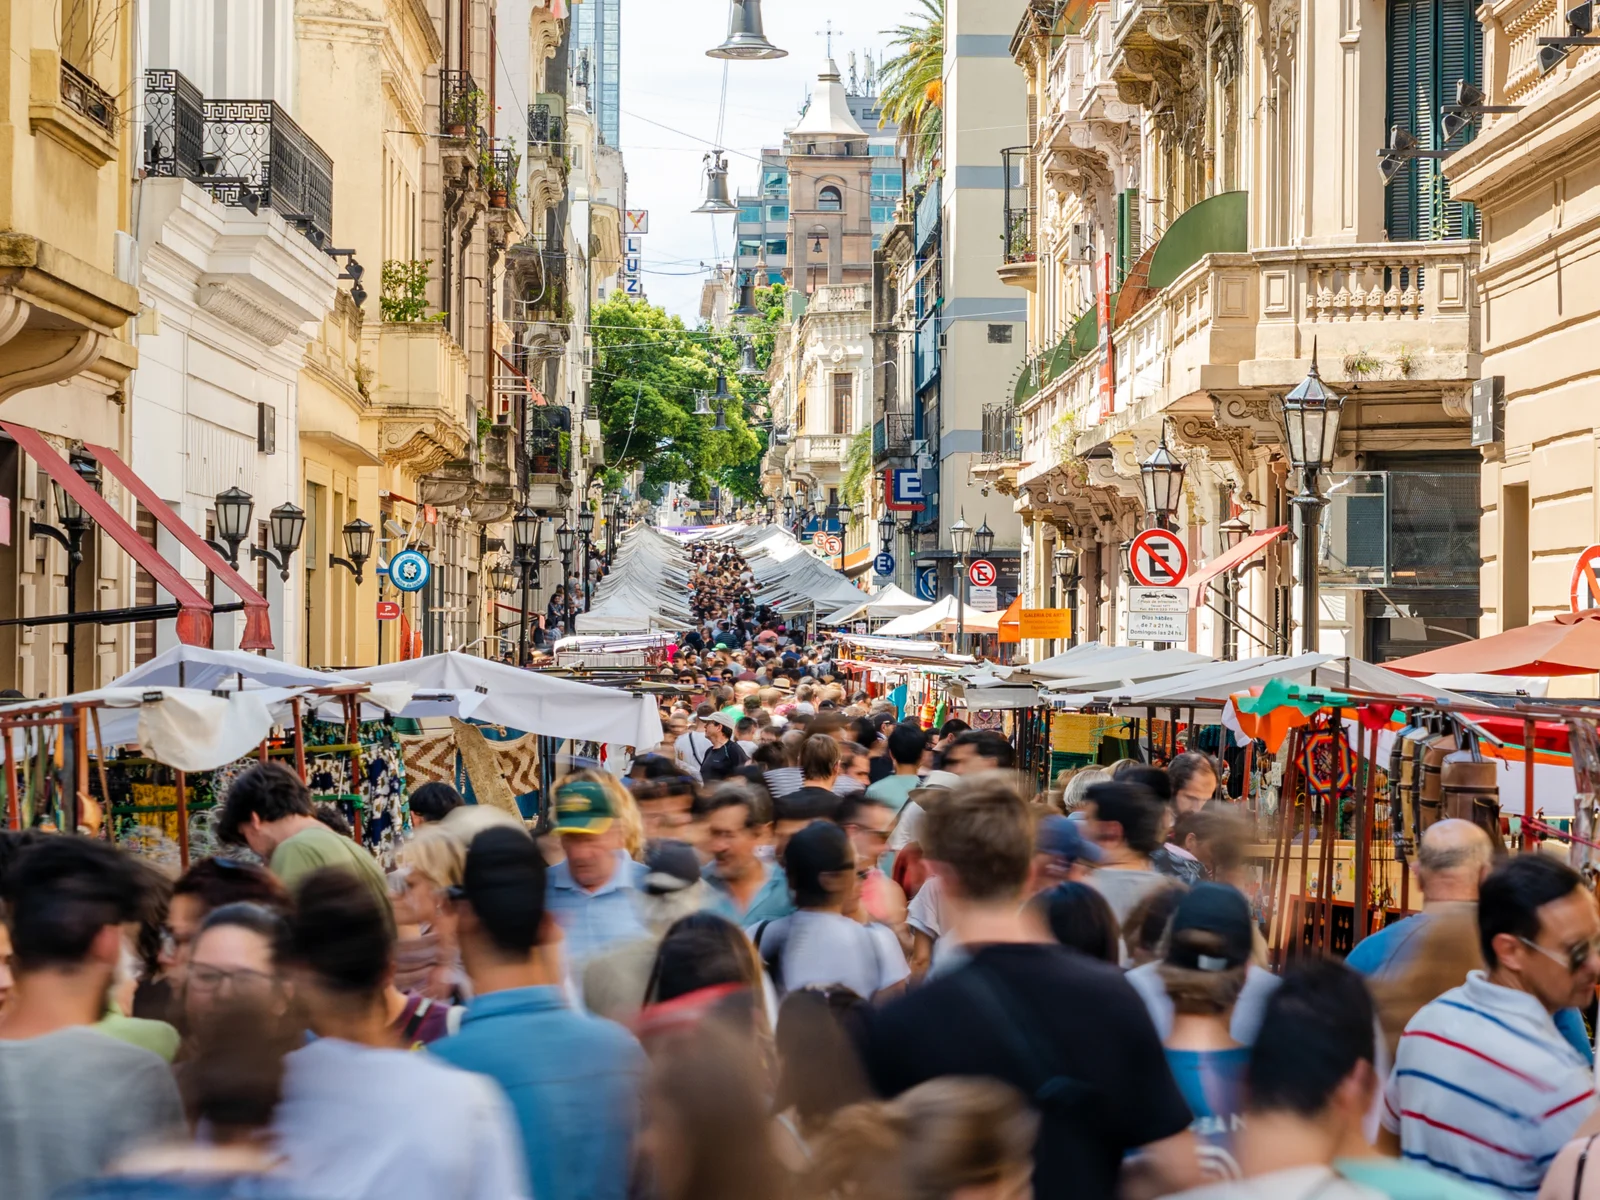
[782,494,795,526]
[1054,543,1080,651]
[33,455,100,694]
[877,509,896,550]
[512,504,540,663]
[1221,512,1253,552]
[556,520,577,634]
[329,518,374,583]
[254,502,306,582]
[1139,425,1186,530]
[577,507,596,611]
[950,511,971,654]
[211,487,255,568]
[973,518,995,558]
[1281,343,1345,653]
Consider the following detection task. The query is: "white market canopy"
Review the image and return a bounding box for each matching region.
[876,594,1003,638]
[821,584,928,626]
[347,651,663,749]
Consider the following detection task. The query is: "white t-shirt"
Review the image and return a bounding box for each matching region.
[674,730,711,782]
[276,1037,530,1200]
[757,910,909,999]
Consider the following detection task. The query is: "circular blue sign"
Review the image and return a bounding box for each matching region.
[874,552,895,577]
[916,565,938,601]
[388,549,432,593]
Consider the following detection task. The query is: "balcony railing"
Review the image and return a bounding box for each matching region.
[143,69,204,178]
[809,283,869,313]
[441,69,481,137]
[200,100,334,237]
[873,412,915,459]
[62,59,117,135]
[981,404,1023,463]
[1001,147,1034,264]
[527,94,566,153]
[1003,208,1036,264]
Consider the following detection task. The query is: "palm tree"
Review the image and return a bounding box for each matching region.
[879,0,944,177]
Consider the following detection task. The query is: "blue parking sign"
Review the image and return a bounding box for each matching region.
[916,565,938,601]
[874,552,895,576]
[892,469,924,505]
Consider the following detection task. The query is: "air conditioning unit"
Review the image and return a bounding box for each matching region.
[1067,223,1092,264]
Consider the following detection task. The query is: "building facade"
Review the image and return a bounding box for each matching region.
[978,0,1483,661]
[1448,6,1600,674]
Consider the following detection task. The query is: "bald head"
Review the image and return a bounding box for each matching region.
[1416,819,1495,902]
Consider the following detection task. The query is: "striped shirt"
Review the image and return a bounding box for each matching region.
[1381,970,1596,1197]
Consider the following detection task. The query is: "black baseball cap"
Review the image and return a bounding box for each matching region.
[1165,882,1253,972]
[643,839,701,895]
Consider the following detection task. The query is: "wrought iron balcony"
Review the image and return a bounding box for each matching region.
[143,69,204,178]
[441,69,482,137]
[981,403,1023,464]
[526,94,566,154]
[873,411,915,460]
[61,59,117,135]
[200,100,334,240]
[483,143,517,199]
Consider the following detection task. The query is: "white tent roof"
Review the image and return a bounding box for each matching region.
[111,645,352,691]
[821,583,928,625]
[877,595,1003,637]
[347,652,663,748]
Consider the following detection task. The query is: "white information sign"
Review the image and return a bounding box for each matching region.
[969,585,998,612]
[1127,611,1188,641]
[1128,586,1189,614]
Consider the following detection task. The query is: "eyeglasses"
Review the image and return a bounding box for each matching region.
[187,963,276,994]
[1519,935,1600,973]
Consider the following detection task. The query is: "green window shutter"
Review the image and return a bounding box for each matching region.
[1116,189,1138,285]
[1386,0,1481,241]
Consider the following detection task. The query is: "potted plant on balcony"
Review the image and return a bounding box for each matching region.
[446,87,484,138]
[484,154,508,208]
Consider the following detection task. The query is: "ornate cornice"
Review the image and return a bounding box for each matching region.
[196,278,304,346]
[378,419,467,473]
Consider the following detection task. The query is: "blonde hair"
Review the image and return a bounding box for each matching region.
[395,825,467,889]
[807,1078,1037,1200]
[439,803,529,845]
[1061,766,1109,813]
[565,768,645,859]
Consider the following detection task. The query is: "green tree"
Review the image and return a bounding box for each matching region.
[880,0,944,177]
[589,294,762,500]
[839,428,872,513]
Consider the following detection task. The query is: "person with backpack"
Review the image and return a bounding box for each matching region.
[752,821,908,1002]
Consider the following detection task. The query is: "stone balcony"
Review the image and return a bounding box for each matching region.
[368,321,472,475]
[807,283,870,314]
[791,433,849,475]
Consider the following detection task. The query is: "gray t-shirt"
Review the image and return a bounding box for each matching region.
[0,1026,184,1200]
[756,910,909,999]
[1086,866,1173,932]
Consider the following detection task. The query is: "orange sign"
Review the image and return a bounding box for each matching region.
[1018,609,1074,639]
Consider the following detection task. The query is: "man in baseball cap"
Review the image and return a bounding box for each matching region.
[546,779,647,969]
[698,711,748,784]
[1030,814,1103,892]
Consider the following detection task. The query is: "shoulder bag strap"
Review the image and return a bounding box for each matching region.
[1575,1135,1599,1200]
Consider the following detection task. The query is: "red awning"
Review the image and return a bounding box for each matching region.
[85,443,274,650]
[1186,525,1290,605]
[1,423,214,647]
[1387,611,1600,677]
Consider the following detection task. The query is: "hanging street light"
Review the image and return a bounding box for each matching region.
[950,511,971,654]
[711,365,732,403]
[739,339,761,376]
[1221,512,1253,552]
[1281,340,1345,652]
[707,0,787,60]
[1139,425,1186,530]
[329,518,374,583]
[211,487,255,568]
[693,391,713,416]
[251,502,307,582]
[693,152,736,213]
[712,402,729,432]
[733,271,759,318]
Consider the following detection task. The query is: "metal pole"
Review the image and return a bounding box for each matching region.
[562,549,574,634]
[518,552,531,665]
[64,548,79,696]
[583,537,592,612]
[957,554,967,654]
[1293,484,1328,654]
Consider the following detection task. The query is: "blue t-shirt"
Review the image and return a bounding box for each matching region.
[1165,1046,1250,1182]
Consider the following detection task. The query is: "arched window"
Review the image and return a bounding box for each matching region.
[818,185,842,211]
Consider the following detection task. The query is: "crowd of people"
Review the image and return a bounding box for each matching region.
[2,539,1600,1200]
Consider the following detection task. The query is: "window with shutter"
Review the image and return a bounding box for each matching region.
[1386,0,1482,240]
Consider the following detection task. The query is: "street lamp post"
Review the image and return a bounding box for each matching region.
[1281,346,1345,653]
[32,458,100,694]
[210,487,255,568]
[513,504,538,665]
[577,506,596,612]
[950,512,971,654]
[557,521,577,635]
[1138,426,1187,649]
[1220,512,1252,660]
[604,495,619,561]
[1054,543,1079,653]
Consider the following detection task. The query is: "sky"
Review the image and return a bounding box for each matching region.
[616,0,921,322]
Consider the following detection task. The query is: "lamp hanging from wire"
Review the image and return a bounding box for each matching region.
[693,152,736,213]
[707,0,787,60]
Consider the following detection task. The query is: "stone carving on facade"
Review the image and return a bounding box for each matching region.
[1172,409,1256,476]
[1439,385,1472,420]
[380,420,467,475]
[195,279,303,347]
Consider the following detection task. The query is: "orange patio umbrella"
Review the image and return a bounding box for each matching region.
[1385,611,1600,677]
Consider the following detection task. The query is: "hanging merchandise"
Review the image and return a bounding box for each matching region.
[1300,727,1356,796]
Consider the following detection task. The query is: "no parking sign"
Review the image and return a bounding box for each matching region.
[1571,544,1600,612]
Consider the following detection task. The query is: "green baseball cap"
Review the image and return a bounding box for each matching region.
[554,779,616,835]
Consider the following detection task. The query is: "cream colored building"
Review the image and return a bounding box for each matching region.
[981,0,1485,662]
[0,0,141,694]
[1447,6,1600,655]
